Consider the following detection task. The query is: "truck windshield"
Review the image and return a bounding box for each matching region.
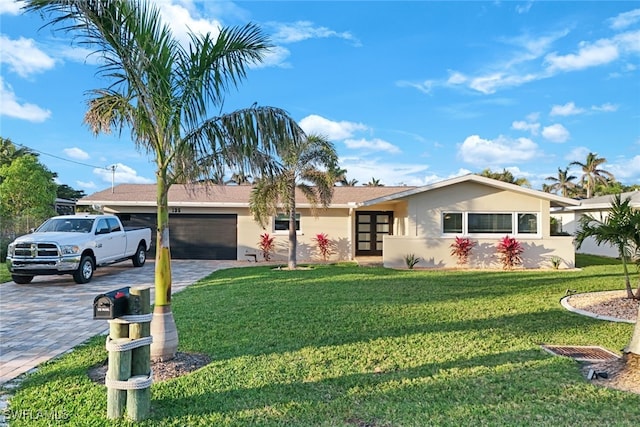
[36,218,95,233]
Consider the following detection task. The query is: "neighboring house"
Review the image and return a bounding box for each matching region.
[77,174,579,268]
[552,190,640,258]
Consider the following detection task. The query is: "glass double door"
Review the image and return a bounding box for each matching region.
[355,211,393,256]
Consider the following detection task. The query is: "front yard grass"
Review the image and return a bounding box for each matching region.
[5,255,640,426]
[0,267,10,283]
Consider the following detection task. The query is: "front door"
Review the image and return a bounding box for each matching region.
[356,211,393,256]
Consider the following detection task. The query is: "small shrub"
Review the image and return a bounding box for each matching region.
[496,236,524,269]
[313,233,334,262]
[258,233,275,261]
[450,236,476,265]
[404,253,421,269]
[550,256,562,270]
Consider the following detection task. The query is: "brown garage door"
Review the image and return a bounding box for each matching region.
[118,213,237,260]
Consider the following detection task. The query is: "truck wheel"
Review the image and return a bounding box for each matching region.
[74,255,94,284]
[12,275,34,284]
[132,243,146,267]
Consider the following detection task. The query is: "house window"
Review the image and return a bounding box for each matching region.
[468,213,512,234]
[442,212,539,236]
[274,213,300,232]
[443,213,463,233]
[517,213,538,234]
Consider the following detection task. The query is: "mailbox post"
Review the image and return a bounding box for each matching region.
[94,287,152,421]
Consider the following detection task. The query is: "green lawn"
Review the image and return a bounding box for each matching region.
[4,256,640,426]
[0,267,9,283]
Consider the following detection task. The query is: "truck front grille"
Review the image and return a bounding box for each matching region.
[13,242,60,258]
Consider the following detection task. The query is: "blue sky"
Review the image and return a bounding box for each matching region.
[1,0,639,194]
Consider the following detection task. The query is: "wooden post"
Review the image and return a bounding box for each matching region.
[127,287,151,421]
[106,338,131,419]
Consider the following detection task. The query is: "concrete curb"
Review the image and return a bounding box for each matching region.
[560,294,635,324]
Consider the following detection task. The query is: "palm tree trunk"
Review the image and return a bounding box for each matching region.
[626,304,640,355]
[621,253,635,299]
[150,175,178,361]
[288,184,297,269]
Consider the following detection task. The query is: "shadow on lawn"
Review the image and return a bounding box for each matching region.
[148,347,636,425]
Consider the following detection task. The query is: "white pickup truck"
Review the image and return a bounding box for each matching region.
[6,214,152,284]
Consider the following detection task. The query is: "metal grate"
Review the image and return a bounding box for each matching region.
[541,345,620,362]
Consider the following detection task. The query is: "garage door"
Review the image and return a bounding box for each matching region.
[118,213,237,260]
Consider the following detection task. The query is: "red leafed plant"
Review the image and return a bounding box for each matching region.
[313,233,333,262]
[258,233,275,261]
[496,236,524,269]
[450,236,476,265]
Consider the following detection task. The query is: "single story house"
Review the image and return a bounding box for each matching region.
[77,174,579,269]
[552,190,640,258]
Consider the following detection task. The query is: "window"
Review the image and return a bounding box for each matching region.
[468,213,512,234]
[443,213,463,233]
[274,213,300,232]
[442,212,539,236]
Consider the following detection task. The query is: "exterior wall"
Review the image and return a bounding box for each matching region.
[571,211,619,258]
[240,207,352,263]
[383,235,576,269]
[382,182,575,269]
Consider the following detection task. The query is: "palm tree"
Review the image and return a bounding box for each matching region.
[479,168,531,187]
[26,0,303,361]
[249,134,338,269]
[342,178,359,186]
[570,152,614,198]
[545,167,577,197]
[364,177,384,187]
[575,194,639,299]
[227,172,253,185]
[328,165,347,186]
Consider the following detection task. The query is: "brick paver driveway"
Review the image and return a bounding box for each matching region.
[0,259,240,385]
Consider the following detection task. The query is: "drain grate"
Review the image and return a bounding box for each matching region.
[541,345,620,362]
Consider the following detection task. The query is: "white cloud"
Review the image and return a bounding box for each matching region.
[542,124,570,143]
[76,180,97,190]
[396,80,433,94]
[269,21,360,46]
[254,45,291,68]
[0,35,56,77]
[545,39,619,72]
[564,146,591,163]
[63,147,90,160]
[614,29,640,54]
[468,72,538,95]
[447,71,467,85]
[0,77,51,122]
[550,102,585,116]
[0,0,24,15]
[511,120,540,135]
[608,8,640,30]
[515,1,534,14]
[157,0,222,45]
[591,103,618,112]
[93,163,154,184]
[299,114,368,140]
[339,157,428,186]
[608,155,640,183]
[343,138,401,154]
[458,135,540,166]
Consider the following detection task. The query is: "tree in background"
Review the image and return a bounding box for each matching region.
[250,134,338,269]
[56,184,86,201]
[227,172,253,185]
[341,178,359,186]
[26,0,303,361]
[328,165,347,186]
[545,167,577,197]
[570,152,614,199]
[479,168,531,187]
[364,177,384,187]
[0,155,57,237]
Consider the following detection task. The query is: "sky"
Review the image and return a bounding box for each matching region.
[1,0,639,195]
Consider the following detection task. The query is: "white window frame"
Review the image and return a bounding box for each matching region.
[273,213,302,235]
[441,211,540,238]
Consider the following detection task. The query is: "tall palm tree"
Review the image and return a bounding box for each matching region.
[26,0,303,360]
[570,152,614,198]
[341,178,359,186]
[575,194,638,299]
[545,167,577,197]
[328,165,347,186]
[249,134,338,269]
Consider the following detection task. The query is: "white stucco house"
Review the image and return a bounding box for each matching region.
[78,174,580,269]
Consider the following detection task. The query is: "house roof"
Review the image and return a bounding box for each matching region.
[359,174,581,208]
[78,183,415,209]
[564,190,640,211]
